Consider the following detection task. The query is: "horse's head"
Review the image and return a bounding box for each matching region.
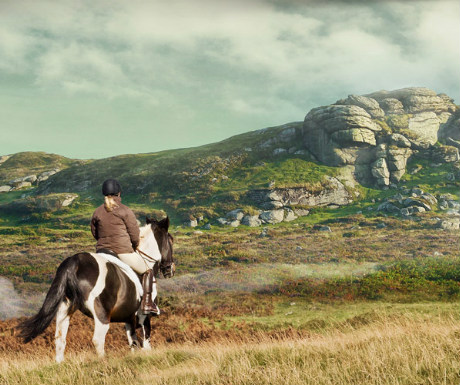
[146,216,175,278]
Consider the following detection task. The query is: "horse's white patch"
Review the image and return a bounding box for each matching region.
[138,224,162,263]
[92,317,110,357]
[93,252,143,298]
[125,323,139,350]
[55,301,70,363]
[85,255,108,316]
[143,337,151,351]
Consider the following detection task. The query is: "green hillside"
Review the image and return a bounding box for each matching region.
[0,152,78,185]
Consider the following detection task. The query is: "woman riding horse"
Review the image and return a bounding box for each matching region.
[90,178,158,315]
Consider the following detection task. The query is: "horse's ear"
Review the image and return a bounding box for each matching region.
[146,217,152,224]
[159,216,169,230]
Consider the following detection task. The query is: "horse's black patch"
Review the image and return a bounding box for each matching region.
[75,253,99,301]
[94,263,120,323]
[96,262,140,323]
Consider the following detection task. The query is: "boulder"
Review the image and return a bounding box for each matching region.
[37,169,60,182]
[0,185,12,193]
[331,128,376,146]
[259,209,285,224]
[261,201,284,210]
[241,215,262,227]
[185,219,198,227]
[278,126,297,142]
[226,209,245,221]
[379,98,405,115]
[389,133,411,148]
[249,177,352,209]
[22,175,38,184]
[284,209,297,222]
[338,94,385,119]
[420,193,437,205]
[407,112,440,147]
[294,208,310,217]
[437,218,460,230]
[402,198,431,211]
[371,158,390,186]
[273,148,287,155]
[377,201,400,213]
[61,194,78,207]
[302,104,382,165]
[366,87,456,114]
[387,147,412,182]
[229,220,241,227]
[216,218,228,225]
[12,181,32,190]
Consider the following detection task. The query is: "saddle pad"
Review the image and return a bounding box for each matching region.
[95,252,143,297]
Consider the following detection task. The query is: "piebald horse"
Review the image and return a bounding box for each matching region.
[18,217,174,362]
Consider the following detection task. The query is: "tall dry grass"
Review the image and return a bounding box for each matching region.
[0,312,458,385]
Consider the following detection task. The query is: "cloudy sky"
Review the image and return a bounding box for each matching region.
[1,0,459,159]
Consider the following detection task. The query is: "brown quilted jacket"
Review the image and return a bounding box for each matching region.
[90,196,140,254]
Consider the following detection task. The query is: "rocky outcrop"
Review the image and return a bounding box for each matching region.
[248,176,352,208]
[217,205,302,227]
[0,168,62,193]
[299,87,458,187]
[0,193,79,215]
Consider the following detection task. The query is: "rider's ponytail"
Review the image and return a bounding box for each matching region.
[104,196,119,212]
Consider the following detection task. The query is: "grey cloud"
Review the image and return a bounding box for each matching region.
[0,0,458,158]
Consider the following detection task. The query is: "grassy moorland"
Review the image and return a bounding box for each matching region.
[0,145,459,383]
[0,207,459,384]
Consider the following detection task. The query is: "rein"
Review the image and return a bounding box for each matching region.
[136,248,157,262]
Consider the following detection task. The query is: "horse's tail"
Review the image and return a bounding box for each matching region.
[18,255,83,343]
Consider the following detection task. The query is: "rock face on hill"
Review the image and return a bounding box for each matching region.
[299,87,459,186]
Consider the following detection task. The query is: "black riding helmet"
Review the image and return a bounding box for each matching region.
[102,179,121,196]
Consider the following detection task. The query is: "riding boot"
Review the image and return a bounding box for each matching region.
[141,269,159,315]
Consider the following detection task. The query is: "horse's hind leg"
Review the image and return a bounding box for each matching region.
[55,300,71,363]
[92,317,110,357]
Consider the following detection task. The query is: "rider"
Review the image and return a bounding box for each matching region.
[90,178,159,315]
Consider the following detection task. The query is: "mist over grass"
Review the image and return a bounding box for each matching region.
[158,262,378,294]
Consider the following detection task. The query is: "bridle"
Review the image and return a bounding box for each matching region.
[136,241,175,279]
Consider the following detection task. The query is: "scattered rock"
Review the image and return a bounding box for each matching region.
[294,208,310,217]
[185,219,198,228]
[203,224,212,230]
[259,209,285,224]
[273,148,287,156]
[314,225,332,232]
[216,218,228,225]
[226,209,244,221]
[258,228,269,238]
[0,186,12,193]
[284,209,298,222]
[437,218,460,230]
[241,215,262,227]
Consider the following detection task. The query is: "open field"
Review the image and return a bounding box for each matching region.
[0,305,459,385]
[0,205,459,384]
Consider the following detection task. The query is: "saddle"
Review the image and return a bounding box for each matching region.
[96,248,118,258]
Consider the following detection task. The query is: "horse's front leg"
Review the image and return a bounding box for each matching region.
[138,314,152,350]
[125,319,140,352]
